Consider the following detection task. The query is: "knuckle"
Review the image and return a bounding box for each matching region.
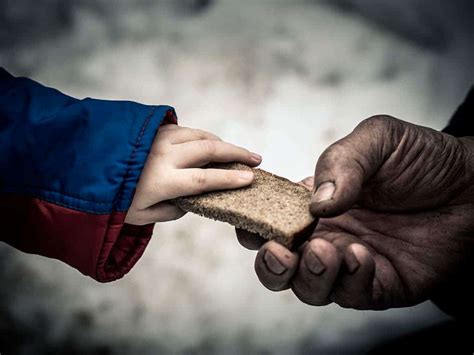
[191,170,207,187]
[319,141,346,163]
[194,129,207,139]
[358,115,395,130]
[197,129,218,140]
[201,139,217,157]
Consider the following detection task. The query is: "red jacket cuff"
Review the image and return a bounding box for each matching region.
[0,196,154,282]
[96,220,154,282]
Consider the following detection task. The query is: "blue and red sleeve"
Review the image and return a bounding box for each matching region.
[0,68,177,282]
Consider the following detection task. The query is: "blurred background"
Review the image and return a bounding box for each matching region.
[1,0,473,353]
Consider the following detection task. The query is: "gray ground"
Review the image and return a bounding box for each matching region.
[1,0,473,353]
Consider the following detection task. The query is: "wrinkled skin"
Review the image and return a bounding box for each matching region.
[237,116,474,314]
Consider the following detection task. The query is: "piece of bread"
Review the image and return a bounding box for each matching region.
[172,163,317,249]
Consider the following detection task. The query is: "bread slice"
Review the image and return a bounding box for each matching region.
[172,163,317,249]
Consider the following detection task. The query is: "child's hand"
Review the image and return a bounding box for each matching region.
[125,125,262,225]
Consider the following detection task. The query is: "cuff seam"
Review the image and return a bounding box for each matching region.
[113,106,158,210]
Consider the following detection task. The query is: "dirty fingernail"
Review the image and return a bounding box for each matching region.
[305,251,326,275]
[313,182,335,203]
[263,251,287,275]
[346,244,361,274]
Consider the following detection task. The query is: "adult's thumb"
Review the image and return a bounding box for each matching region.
[310,116,396,217]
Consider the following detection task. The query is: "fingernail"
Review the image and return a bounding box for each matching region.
[345,245,360,274]
[239,171,254,181]
[305,251,326,275]
[251,152,262,163]
[263,251,287,275]
[301,176,314,190]
[313,182,335,203]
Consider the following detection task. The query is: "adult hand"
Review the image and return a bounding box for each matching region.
[237,116,474,312]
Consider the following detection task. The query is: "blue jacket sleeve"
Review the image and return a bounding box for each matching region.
[0,67,177,282]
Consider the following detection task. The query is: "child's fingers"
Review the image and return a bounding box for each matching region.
[143,202,187,223]
[298,176,314,191]
[173,140,262,168]
[125,202,186,225]
[159,126,222,144]
[163,168,255,200]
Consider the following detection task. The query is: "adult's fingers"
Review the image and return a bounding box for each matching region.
[158,125,222,144]
[290,238,342,306]
[309,220,377,309]
[254,241,299,291]
[236,229,266,250]
[162,168,255,200]
[173,140,262,168]
[310,115,399,217]
[330,243,376,309]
